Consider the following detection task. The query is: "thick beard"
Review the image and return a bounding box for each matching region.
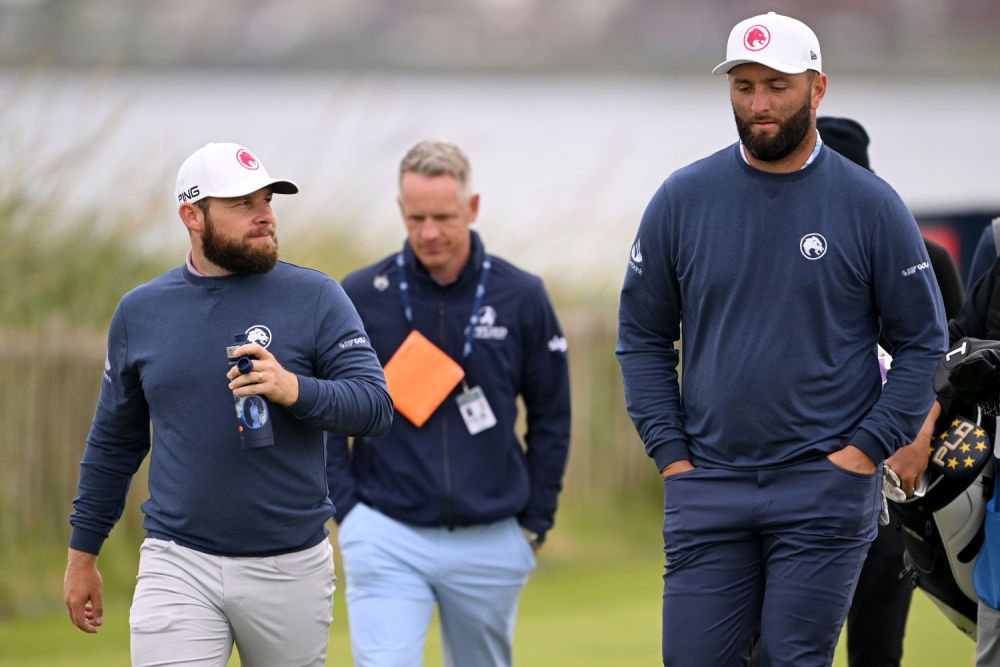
[202,212,279,275]
[734,95,813,163]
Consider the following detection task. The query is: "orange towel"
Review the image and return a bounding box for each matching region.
[383,330,465,427]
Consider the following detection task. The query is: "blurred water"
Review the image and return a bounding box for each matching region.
[2,68,998,283]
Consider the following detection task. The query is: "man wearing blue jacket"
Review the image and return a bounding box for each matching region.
[327,139,571,667]
[617,13,947,666]
[64,143,393,666]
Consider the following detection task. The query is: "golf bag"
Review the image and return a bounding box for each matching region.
[889,337,1000,638]
[890,403,993,639]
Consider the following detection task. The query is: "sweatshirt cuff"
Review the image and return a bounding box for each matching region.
[287,375,320,420]
[849,427,891,466]
[333,497,359,525]
[69,527,107,556]
[651,439,692,473]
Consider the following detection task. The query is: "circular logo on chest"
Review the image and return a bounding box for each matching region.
[800,234,827,260]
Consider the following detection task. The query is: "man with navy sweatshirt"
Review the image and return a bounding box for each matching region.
[617,13,947,666]
[327,139,570,667]
[64,143,393,666]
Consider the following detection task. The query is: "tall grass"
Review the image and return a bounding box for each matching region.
[0,202,172,331]
[0,307,652,616]
[0,66,656,616]
[0,61,165,330]
[0,192,654,619]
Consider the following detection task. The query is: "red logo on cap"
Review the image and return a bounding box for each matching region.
[744,25,770,51]
[236,149,259,170]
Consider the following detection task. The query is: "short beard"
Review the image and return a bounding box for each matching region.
[201,209,279,275]
[734,95,813,163]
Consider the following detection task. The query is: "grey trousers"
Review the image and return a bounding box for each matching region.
[130,537,335,667]
[978,602,1000,667]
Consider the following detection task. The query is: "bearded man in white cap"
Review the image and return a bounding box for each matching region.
[63,143,393,666]
[617,13,947,665]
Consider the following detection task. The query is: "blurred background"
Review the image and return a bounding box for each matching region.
[2,1,997,665]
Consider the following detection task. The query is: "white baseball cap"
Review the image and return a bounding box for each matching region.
[712,12,822,76]
[175,142,298,206]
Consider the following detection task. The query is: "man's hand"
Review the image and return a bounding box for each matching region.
[227,343,300,406]
[886,439,931,497]
[660,459,695,479]
[520,526,542,554]
[827,445,877,475]
[886,401,940,496]
[64,548,103,634]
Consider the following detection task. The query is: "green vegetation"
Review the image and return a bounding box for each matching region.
[0,195,377,333]
[0,197,173,331]
[0,198,649,621]
[0,502,978,666]
[0,135,976,665]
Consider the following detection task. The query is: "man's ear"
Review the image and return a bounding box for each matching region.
[179,202,205,233]
[467,193,480,224]
[811,72,828,110]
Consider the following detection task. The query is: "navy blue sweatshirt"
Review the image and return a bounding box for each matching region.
[327,232,571,540]
[617,143,947,472]
[69,261,392,556]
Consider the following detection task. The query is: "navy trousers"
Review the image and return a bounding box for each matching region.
[661,456,881,667]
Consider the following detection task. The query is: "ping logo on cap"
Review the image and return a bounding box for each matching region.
[237,148,260,170]
[178,185,201,203]
[744,25,770,51]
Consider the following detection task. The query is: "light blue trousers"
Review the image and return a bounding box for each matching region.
[337,503,536,667]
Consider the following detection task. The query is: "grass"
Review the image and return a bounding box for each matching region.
[0,557,976,667]
[0,502,978,666]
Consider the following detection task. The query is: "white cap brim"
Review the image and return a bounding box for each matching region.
[208,178,299,200]
[712,58,810,75]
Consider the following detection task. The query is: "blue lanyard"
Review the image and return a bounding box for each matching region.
[395,250,492,363]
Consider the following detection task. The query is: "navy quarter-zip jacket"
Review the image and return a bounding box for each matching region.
[327,231,571,540]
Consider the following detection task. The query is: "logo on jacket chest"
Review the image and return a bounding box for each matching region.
[799,233,828,260]
[471,305,509,341]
